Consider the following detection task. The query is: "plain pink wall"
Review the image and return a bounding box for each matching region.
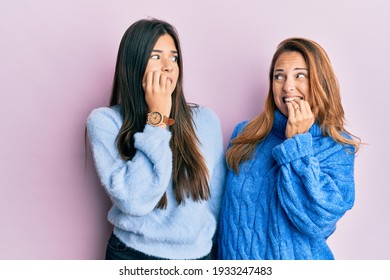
[1,0,389,259]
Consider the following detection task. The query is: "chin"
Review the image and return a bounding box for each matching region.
[280,111,288,117]
[276,106,288,117]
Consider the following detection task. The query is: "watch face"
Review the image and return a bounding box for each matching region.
[148,111,163,126]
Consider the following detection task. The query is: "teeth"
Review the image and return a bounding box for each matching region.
[283,97,303,103]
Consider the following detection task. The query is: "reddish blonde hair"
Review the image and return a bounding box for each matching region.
[226,37,361,173]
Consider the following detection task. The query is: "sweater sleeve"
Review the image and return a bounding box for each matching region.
[86,107,173,216]
[272,132,355,238]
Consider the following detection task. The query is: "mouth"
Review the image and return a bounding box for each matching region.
[166,77,173,84]
[283,96,304,103]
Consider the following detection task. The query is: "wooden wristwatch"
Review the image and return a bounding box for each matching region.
[146,111,175,126]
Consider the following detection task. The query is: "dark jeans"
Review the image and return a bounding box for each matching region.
[105,232,211,260]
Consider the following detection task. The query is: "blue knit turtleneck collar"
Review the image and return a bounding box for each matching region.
[271,109,322,139]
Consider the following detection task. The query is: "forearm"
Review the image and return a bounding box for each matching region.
[87,108,173,216]
[272,133,355,236]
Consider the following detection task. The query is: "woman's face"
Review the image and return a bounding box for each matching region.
[272,51,310,117]
[143,34,180,90]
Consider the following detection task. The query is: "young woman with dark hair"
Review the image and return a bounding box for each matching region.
[86,18,225,260]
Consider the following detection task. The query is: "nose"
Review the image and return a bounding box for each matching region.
[161,58,173,73]
[283,77,295,92]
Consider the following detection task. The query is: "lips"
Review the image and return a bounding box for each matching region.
[283,96,303,103]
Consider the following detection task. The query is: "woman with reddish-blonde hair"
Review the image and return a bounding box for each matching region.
[218,38,361,260]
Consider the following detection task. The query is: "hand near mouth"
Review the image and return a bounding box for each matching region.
[285,99,317,138]
[143,71,174,118]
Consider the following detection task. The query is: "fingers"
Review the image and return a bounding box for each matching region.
[143,71,155,91]
[159,74,174,93]
[159,72,167,90]
[288,99,312,118]
[166,78,172,93]
[143,71,173,94]
[285,99,315,138]
[143,71,172,115]
[154,72,162,92]
[286,102,296,119]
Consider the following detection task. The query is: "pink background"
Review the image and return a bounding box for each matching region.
[1,0,389,259]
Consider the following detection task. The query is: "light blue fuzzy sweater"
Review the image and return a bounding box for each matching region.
[218,109,355,260]
[87,105,226,259]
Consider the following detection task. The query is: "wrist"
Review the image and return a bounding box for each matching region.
[146,111,175,127]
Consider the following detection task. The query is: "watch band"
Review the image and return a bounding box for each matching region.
[163,115,175,126]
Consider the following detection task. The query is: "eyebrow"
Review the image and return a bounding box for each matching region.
[151,49,178,54]
[274,67,307,72]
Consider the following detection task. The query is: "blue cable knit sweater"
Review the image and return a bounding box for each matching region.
[218,109,355,260]
[87,105,226,259]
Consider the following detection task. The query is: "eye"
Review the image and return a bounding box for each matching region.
[171,56,178,62]
[150,54,160,60]
[274,74,284,80]
[297,73,307,78]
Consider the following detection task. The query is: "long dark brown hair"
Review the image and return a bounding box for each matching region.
[227,37,361,173]
[110,18,209,208]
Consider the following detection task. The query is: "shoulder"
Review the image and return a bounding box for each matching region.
[231,120,248,138]
[234,120,248,133]
[192,106,219,122]
[191,105,221,128]
[190,106,223,145]
[86,105,123,131]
